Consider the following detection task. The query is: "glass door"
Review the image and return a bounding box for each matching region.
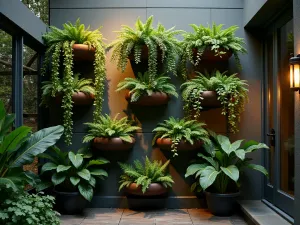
[264,17,294,217]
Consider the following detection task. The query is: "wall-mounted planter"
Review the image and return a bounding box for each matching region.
[55,92,95,105]
[156,138,203,151]
[193,47,233,61]
[201,91,222,109]
[125,91,170,106]
[92,137,135,151]
[72,44,95,61]
[126,183,168,197]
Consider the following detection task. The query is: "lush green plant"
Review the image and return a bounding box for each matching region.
[0,192,60,225]
[119,156,174,193]
[116,71,178,102]
[42,18,106,145]
[108,16,182,80]
[180,23,247,79]
[152,117,209,157]
[181,70,248,133]
[185,133,269,193]
[39,147,109,201]
[41,73,95,106]
[83,114,140,143]
[0,100,64,194]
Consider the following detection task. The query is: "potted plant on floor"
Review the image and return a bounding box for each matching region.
[185,132,269,216]
[116,71,178,106]
[119,157,174,208]
[179,23,247,79]
[83,114,140,151]
[42,18,106,145]
[39,147,109,214]
[41,73,95,106]
[108,16,182,79]
[152,117,209,157]
[181,70,248,133]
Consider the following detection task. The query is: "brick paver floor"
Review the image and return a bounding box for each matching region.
[61,208,248,225]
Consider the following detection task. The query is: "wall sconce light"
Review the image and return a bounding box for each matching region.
[290,54,300,92]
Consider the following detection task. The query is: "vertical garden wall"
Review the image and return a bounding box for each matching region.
[48,0,264,207]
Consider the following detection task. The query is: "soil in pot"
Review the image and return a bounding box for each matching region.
[72,44,95,61]
[201,91,222,109]
[156,138,203,151]
[125,183,168,209]
[193,47,233,62]
[205,191,240,216]
[125,91,170,106]
[54,190,89,215]
[92,137,135,151]
[55,92,95,106]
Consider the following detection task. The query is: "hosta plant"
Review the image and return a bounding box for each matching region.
[119,157,174,193]
[42,18,106,145]
[83,114,140,143]
[39,146,109,201]
[180,23,247,79]
[185,132,269,193]
[116,71,178,102]
[108,16,182,79]
[152,117,209,157]
[0,192,60,225]
[0,100,64,195]
[181,70,248,133]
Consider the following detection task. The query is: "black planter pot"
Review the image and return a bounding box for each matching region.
[205,191,240,216]
[54,190,89,215]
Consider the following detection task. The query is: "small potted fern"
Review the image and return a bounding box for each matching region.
[42,18,106,145]
[181,70,248,133]
[83,114,140,151]
[108,16,182,79]
[180,23,247,79]
[116,71,178,106]
[119,157,173,208]
[152,117,209,157]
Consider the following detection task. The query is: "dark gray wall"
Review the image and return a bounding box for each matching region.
[49,0,264,207]
[243,0,267,26]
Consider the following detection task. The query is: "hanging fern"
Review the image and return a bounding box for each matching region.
[179,23,247,79]
[108,16,182,80]
[181,70,249,133]
[42,18,106,145]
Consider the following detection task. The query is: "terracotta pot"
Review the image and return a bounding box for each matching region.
[193,47,233,61]
[92,137,135,151]
[55,92,95,105]
[125,91,170,106]
[156,138,203,151]
[72,44,95,61]
[201,91,222,108]
[128,45,162,61]
[125,183,168,196]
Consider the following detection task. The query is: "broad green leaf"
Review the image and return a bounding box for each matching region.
[199,166,220,190]
[70,176,80,186]
[57,165,71,173]
[220,165,239,182]
[244,142,269,153]
[217,135,231,154]
[120,135,133,143]
[78,183,93,201]
[10,125,64,168]
[235,149,246,160]
[0,114,15,139]
[0,177,19,192]
[89,168,108,177]
[185,164,207,177]
[231,140,244,151]
[51,173,66,185]
[89,176,96,187]
[69,152,83,169]
[36,181,52,192]
[41,162,57,174]
[86,158,110,168]
[0,126,31,154]
[197,153,219,169]
[247,164,269,177]
[77,169,91,181]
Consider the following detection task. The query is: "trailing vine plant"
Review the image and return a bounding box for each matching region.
[179,23,247,79]
[181,70,248,133]
[42,19,106,145]
[108,16,182,80]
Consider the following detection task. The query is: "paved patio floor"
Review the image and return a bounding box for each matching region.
[61,208,248,225]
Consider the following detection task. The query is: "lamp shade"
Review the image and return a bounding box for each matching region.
[289,54,300,90]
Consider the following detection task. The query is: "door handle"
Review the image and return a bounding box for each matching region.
[267,129,275,146]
